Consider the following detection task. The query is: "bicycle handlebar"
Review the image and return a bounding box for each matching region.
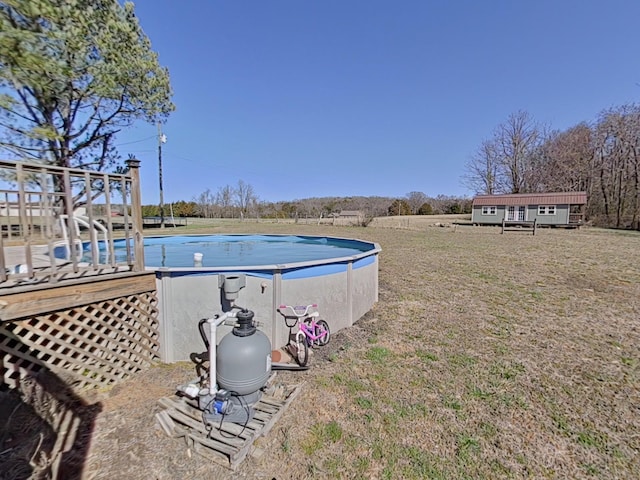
[278,303,318,317]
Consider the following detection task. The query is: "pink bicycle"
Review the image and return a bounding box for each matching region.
[278,304,331,366]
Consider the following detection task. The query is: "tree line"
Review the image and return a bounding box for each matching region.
[463,107,640,229]
[141,185,471,220]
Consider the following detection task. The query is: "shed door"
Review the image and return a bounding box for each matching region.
[506,206,526,221]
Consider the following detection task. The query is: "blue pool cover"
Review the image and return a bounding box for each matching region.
[93,234,377,269]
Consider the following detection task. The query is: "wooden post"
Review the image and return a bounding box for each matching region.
[84,172,99,268]
[533,218,537,236]
[0,218,6,282]
[17,164,34,277]
[501,218,505,234]
[126,159,145,271]
[63,170,80,273]
[102,173,116,267]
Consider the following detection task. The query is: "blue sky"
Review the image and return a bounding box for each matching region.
[119,0,640,204]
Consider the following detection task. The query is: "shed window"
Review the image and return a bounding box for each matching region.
[538,205,556,215]
[481,206,496,215]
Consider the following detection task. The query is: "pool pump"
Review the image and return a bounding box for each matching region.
[178,307,272,426]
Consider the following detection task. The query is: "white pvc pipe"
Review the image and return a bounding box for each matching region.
[207,311,237,395]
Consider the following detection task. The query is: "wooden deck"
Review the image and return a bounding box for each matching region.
[155,375,302,471]
[0,271,159,391]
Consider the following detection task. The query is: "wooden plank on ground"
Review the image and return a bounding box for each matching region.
[155,410,180,437]
[260,380,303,436]
[156,378,302,470]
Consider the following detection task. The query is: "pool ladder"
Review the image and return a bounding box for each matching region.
[58,214,110,263]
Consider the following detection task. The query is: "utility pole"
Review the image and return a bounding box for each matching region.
[157,123,166,228]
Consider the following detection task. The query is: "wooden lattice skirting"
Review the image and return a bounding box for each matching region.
[156,376,303,471]
[0,272,160,392]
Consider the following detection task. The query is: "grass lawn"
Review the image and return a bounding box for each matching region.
[87,222,640,479]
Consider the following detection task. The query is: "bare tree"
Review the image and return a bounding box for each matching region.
[193,189,217,218]
[494,110,543,193]
[234,180,257,219]
[462,111,542,195]
[462,140,500,194]
[217,185,234,218]
[537,123,594,193]
[591,105,640,228]
[405,191,428,214]
[298,198,322,218]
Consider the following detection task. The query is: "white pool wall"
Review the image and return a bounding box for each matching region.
[155,243,380,362]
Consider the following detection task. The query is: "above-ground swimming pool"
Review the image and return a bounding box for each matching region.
[102,234,376,269]
[98,234,381,362]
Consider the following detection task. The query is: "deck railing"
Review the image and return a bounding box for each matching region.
[569,213,584,225]
[0,159,144,287]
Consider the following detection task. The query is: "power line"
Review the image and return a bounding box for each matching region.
[114,135,157,147]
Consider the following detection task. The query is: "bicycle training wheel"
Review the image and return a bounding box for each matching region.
[296,338,309,367]
[315,319,330,346]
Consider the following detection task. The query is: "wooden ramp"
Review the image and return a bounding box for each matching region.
[155,375,302,471]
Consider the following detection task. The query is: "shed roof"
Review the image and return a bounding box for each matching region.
[473,192,587,206]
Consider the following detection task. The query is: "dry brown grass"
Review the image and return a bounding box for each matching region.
[24,222,640,479]
[369,213,471,229]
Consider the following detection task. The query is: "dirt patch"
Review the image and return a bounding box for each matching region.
[2,223,640,479]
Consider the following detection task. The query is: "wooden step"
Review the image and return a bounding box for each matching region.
[155,375,302,470]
